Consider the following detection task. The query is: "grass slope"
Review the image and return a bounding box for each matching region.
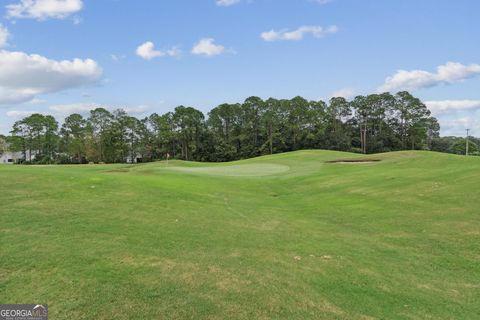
[1,150,479,319]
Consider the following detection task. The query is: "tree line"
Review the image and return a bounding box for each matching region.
[431,135,479,156]
[1,91,477,164]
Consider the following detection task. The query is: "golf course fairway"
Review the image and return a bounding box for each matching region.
[1,150,479,319]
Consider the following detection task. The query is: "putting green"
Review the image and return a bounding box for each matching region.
[163,163,290,176]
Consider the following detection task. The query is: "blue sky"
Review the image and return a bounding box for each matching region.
[0,0,479,136]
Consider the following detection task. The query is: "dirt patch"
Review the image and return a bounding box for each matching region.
[327,159,381,164]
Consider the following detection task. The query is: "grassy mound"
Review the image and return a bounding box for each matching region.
[1,150,479,319]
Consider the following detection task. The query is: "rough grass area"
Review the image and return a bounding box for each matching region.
[1,150,479,319]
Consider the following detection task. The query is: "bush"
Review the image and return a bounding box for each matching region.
[56,154,73,164]
[37,155,55,164]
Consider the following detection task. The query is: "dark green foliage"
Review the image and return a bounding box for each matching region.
[431,136,480,156]
[10,113,58,163]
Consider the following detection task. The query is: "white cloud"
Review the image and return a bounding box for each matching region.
[110,54,123,62]
[261,25,338,42]
[4,104,151,133]
[0,50,102,104]
[441,116,480,136]
[425,100,480,114]
[48,102,151,117]
[28,98,46,104]
[0,25,10,48]
[165,47,182,58]
[330,87,357,99]
[216,0,241,6]
[6,0,84,20]
[136,42,162,60]
[6,102,151,120]
[378,62,480,92]
[123,105,150,114]
[136,41,181,60]
[48,102,96,115]
[6,110,38,118]
[191,38,225,57]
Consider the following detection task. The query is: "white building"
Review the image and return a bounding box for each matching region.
[0,151,22,164]
[0,150,36,164]
[126,153,143,164]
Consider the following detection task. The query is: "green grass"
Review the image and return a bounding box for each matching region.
[1,150,479,319]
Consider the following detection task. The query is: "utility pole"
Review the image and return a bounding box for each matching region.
[466,129,470,156]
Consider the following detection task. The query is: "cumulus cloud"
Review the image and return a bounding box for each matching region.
[261,25,338,42]
[191,38,225,57]
[136,41,181,60]
[0,25,10,48]
[6,0,84,20]
[378,62,480,92]
[136,42,162,60]
[216,0,241,6]
[0,50,102,104]
[425,100,480,114]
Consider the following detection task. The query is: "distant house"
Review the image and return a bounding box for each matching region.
[0,151,22,164]
[126,153,143,164]
[0,150,37,164]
